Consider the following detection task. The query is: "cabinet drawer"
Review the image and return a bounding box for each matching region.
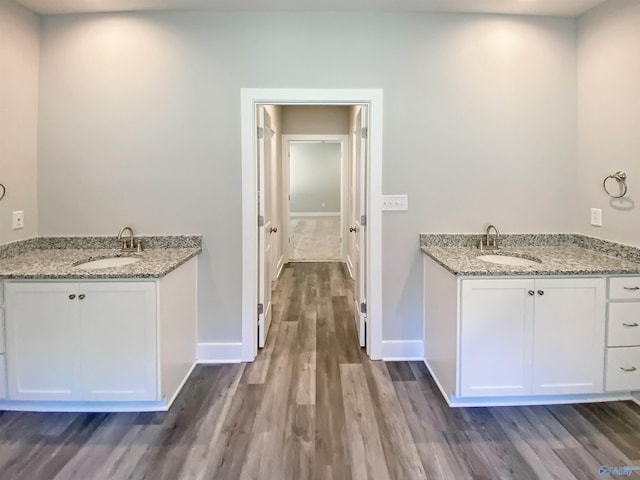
[606,347,640,391]
[608,303,640,347]
[0,308,4,354]
[0,355,6,399]
[609,277,640,300]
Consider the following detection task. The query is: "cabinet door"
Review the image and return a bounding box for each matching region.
[79,282,157,401]
[5,282,81,401]
[532,278,605,395]
[460,279,534,397]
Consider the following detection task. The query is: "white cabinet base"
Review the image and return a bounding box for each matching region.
[424,359,637,408]
[0,362,196,412]
[1,257,198,412]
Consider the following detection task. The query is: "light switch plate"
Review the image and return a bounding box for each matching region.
[382,195,408,211]
[12,211,24,230]
[590,208,602,227]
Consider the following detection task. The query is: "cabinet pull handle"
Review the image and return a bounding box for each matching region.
[537,290,544,296]
[623,286,640,291]
[528,290,535,296]
[68,294,76,300]
[78,294,86,300]
[621,366,637,373]
[623,322,639,327]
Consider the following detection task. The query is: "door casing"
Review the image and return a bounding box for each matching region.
[240,88,383,361]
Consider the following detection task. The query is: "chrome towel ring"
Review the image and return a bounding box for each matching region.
[603,171,628,198]
[0,184,5,201]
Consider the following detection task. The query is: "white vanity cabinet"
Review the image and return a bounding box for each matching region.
[0,256,197,411]
[460,279,533,397]
[459,277,605,398]
[605,276,640,392]
[0,282,7,399]
[530,278,605,395]
[5,282,157,402]
[424,255,607,406]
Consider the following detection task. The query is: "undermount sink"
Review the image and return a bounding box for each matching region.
[476,254,541,267]
[74,257,141,270]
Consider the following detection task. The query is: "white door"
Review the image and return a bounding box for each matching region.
[460,279,535,397]
[532,278,605,395]
[353,106,368,348]
[5,282,82,401]
[258,106,274,348]
[79,282,157,401]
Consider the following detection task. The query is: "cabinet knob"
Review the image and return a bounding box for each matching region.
[621,366,637,373]
[528,290,535,296]
[68,294,76,300]
[537,290,544,296]
[78,294,86,300]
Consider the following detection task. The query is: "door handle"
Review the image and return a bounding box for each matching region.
[349,227,356,233]
[269,227,278,234]
[528,290,535,296]
[623,322,639,327]
[621,366,637,372]
[537,290,544,296]
[68,294,76,300]
[78,294,86,300]
[624,286,640,291]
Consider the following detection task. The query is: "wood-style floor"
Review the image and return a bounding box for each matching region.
[1,262,640,479]
[289,217,340,261]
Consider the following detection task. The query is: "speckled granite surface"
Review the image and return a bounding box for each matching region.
[0,238,40,260]
[420,233,640,276]
[420,233,580,248]
[0,236,202,279]
[0,247,200,279]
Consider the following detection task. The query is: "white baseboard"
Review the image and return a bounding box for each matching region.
[275,255,285,278]
[633,391,640,407]
[381,340,424,361]
[290,212,340,217]
[197,342,243,364]
[346,257,354,279]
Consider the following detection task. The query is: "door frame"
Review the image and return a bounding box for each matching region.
[240,88,383,361]
[282,135,349,265]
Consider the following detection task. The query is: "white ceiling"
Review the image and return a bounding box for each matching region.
[14,0,608,17]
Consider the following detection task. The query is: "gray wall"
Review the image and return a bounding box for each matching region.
[577,0,640,246]
[0,0,39,244]
[290,143,341,214]
[282,106,350,135]
[37,12,578,344]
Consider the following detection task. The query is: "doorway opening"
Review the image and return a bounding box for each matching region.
[284,137,348,263]
[241,89,383,362]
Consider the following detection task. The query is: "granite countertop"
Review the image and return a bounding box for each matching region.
[421,245,640,276]
[0,239,201,280]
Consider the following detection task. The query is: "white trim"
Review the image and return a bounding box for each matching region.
[243,89,383,362]
[164,361,197,409]
[275,256,285,279]
[196,342,243,364]
[290,212,340,217]
[382,340,424,361]
[448,392,633,408]
[425,360,637,408]
[633,392,640,407]
[0,400,171,412]
[424,360,453,406]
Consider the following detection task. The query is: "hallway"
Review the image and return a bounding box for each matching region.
[0,263,639,479]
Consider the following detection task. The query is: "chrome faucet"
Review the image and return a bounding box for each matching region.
[117,226,141,252]
[478,224,501,250]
